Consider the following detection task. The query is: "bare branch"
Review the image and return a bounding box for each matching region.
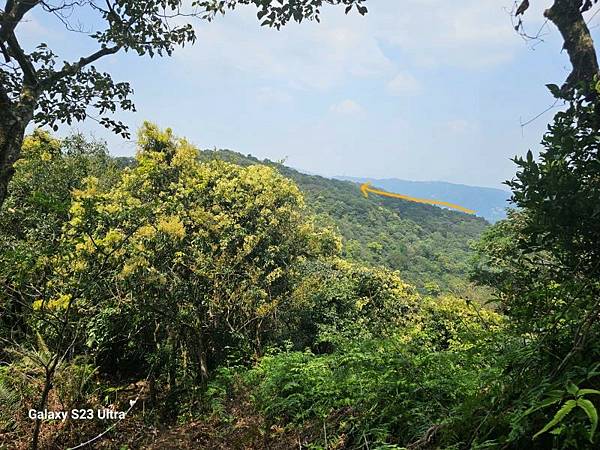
[5,30,37,85]
[0,40,10,61]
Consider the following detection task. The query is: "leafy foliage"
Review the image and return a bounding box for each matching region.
[239,296,503,449]
[198,0,368,29]
[280,258,422,354]
[3,124,340,398]
[508,95,600,279]
[0,130,119,347]
[468,88,600,449]
[528,382,600,442]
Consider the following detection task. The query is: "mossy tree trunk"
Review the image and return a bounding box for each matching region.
[545,0,599,91]
[0,104,32,208]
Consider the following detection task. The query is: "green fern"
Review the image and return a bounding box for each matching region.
[531,382,600,443]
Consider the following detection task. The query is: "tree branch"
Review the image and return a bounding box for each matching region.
[41,44,120,87]
[5,30,37,85]
[1,0,16,16]
[0,75,11,106]
[0,0,42,44]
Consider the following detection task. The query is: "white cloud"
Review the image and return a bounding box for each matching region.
[371,0,521,68]
[177,6,393,90]
[173,0,526,98]
[387,71,422,96]
[330,99,363,115]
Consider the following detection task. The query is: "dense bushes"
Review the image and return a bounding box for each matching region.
[0,131,120,349]
[211,296,504,449]
[465,90,600,449]
[283,258,420,350]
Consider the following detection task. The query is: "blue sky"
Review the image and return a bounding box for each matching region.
[19,0,600,188]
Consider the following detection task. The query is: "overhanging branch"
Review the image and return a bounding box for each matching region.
[516,0,600,91]
[41,44,120,87]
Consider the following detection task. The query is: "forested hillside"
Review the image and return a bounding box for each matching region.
[197,150,489,293]
[116,150,488,293]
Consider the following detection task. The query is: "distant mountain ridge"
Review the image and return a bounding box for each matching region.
[336,176,511,223]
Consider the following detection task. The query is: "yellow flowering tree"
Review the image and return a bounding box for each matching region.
[0,131,117,345]
[55,123,337,385]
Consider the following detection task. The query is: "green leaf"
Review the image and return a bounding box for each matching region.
[546,389,566,399]
[526,150,533,163]
[567,381,579,396]
[578,389,600,397]
[546,83,561,97]
[533,400,577,439]
[577,398,598,442]
[524,396,562,415]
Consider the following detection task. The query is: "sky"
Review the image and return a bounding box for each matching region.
[18,0,600,189]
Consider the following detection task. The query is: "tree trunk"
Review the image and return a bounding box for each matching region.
[545,0,600,91]
[31,356,60,450]
[196,330,210,383]
[0,109,28,209]
[198,345,209,383]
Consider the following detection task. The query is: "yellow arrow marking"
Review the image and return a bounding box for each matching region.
[360,182,476,215]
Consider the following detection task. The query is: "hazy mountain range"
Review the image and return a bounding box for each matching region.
[336,177,512,223]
